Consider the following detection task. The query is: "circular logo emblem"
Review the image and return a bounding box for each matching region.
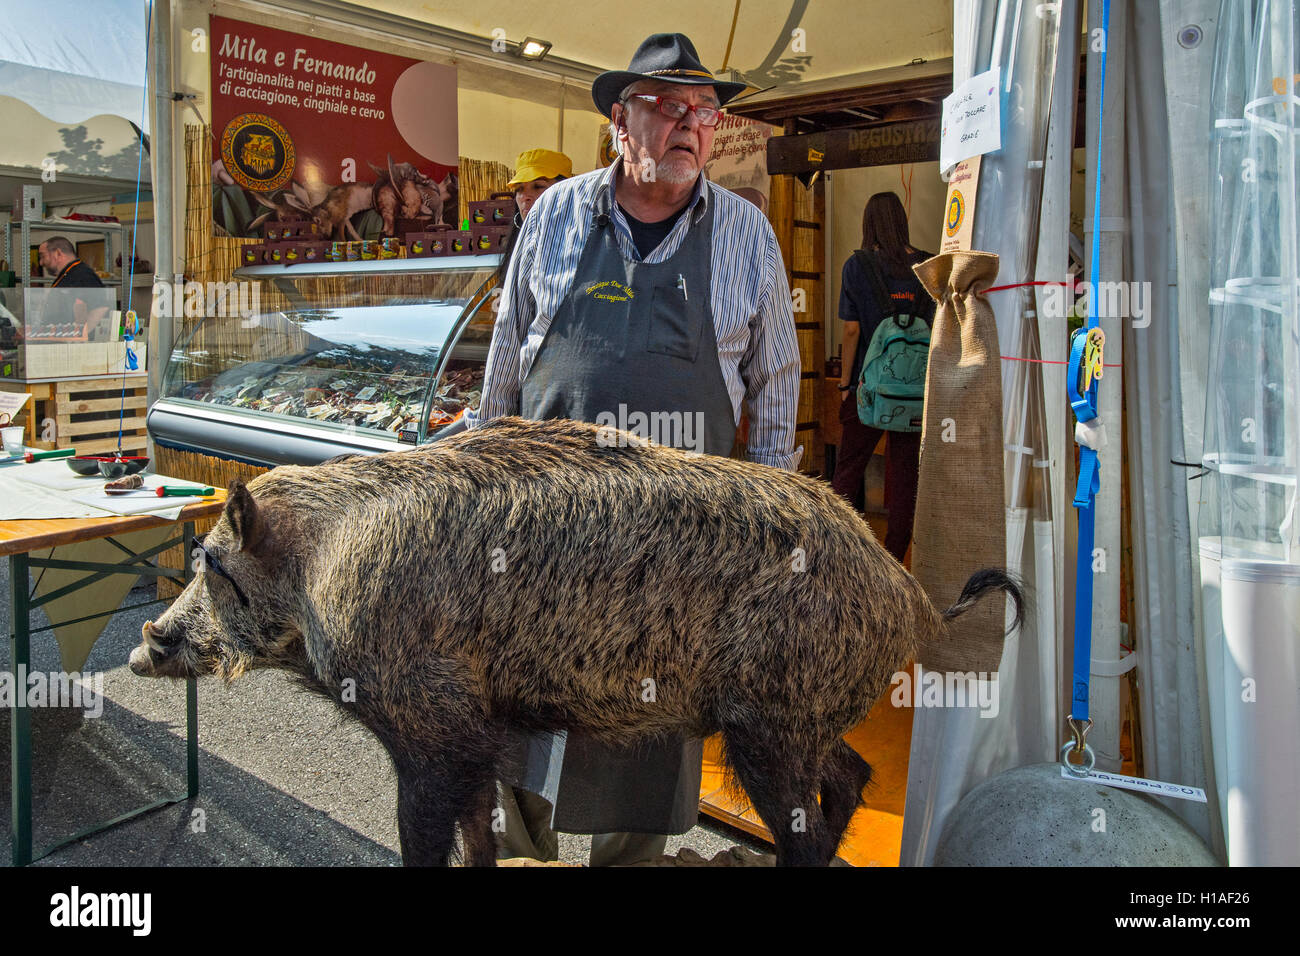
[220,113,295,192]
[945,189,965,237]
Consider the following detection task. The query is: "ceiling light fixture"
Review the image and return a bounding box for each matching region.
[517,37,552,61]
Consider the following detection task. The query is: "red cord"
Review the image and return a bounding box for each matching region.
[1002,355,1123,367]
[983,279,1079,294]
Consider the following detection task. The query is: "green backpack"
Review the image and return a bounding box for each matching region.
[854,252,931,432]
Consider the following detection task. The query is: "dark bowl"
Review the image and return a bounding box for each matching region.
[67,456,108,476]
[96,456,149,479]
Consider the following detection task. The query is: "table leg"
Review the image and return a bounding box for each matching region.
[9,551,31,867]
[183,521,198,800]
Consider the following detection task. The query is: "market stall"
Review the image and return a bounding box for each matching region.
[1,0,155,458]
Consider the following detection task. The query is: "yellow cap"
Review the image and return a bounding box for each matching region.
[505,148,573,190]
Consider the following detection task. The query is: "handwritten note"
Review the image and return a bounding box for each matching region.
[941,67,1001,173]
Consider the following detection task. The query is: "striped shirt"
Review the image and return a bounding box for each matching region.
[470,161,803,471]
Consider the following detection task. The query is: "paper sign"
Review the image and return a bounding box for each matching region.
[0,392,32,425]
[1060,765,1208,803]
[940,67,1001,173]
[940,155,981,253]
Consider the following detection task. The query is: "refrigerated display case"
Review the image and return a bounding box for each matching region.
[147,255,500,466]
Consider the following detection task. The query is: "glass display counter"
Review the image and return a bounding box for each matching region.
[147,255,499,466]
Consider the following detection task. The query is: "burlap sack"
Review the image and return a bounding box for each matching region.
[910,251,1007,673]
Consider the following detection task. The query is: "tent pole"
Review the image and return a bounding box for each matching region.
[147,0,175,414]
[1038,0,1082,743]
[1083,0,1127,771]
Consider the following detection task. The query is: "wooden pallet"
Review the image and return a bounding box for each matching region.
[0,376,148,456]
[52,377,148,456]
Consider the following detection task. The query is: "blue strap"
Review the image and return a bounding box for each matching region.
[1068,0,1111,729]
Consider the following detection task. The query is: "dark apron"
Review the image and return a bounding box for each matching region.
[508,179,735,834]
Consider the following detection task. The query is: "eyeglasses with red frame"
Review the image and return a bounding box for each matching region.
[622,93,722,127]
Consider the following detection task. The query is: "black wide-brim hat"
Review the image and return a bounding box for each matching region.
[592,33,747,118]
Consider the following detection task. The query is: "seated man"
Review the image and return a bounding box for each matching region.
[36,237,111,340]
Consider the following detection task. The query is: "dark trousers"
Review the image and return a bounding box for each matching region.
[832,392,921,564]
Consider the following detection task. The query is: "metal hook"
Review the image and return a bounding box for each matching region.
[1060,716,1095,777]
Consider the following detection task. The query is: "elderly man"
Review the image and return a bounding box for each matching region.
[472,32,801,866]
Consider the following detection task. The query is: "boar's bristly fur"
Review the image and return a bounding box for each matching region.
[130,415,1024,866]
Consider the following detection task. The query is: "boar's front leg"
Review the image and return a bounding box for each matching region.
[392,749,497,867]
[457,780,498,867]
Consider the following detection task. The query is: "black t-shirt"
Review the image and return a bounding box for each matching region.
[840,248,934,387]
[51,259,104,288]
[619,204,686,259]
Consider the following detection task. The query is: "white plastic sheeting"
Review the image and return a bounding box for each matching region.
[1200,0,1300,866]
[0,0,150,130]
[901,0,1066,866]
[1124,0,1217,849]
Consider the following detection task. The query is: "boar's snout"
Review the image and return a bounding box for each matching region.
[130,619,191,678]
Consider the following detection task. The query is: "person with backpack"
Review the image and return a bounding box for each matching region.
[832,191,935,564]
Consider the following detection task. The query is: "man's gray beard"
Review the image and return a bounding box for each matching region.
[656,159,700,185]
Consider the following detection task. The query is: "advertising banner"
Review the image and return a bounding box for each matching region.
[209,15,458,239]
[705,115,774,215]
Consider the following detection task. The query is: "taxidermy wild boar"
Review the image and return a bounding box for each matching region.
[129,416,1023,866]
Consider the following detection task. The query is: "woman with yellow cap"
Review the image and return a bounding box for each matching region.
[506,147,573,220]
[432,147,573,441]
[490,148,574,291]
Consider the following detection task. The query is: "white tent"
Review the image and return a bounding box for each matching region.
[144,0,1248,865]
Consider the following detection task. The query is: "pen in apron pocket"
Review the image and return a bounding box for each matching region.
[676,274,688,302]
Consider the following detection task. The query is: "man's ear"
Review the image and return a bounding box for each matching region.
[224,480,266,553]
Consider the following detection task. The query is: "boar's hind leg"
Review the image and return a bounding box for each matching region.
[817,740,873,861]
[721,722,835,866]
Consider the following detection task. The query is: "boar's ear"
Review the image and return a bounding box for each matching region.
[224,480,267,553]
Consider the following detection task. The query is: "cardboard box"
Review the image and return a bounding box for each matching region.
[264,219,314,241]
[406,233,431,258]
[18,341,149,379]
[471,224,510,255]
[12,185,43,222]
[300,242,327,264]
[468,198,515,227]
[447,230,472,256]
[396,217,433,237]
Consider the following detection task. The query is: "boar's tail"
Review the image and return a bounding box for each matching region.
[941,568,1026,634]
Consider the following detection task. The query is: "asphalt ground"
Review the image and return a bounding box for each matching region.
[0,566,770,867]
